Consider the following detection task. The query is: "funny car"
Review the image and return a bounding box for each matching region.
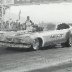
[0,23,71,50]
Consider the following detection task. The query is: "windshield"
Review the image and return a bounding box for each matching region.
[43,24,56,31]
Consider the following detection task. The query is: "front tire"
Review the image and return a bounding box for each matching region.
[32,39,40,51]
[61,38,71,47]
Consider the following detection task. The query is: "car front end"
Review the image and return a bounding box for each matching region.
[0,32,35,48]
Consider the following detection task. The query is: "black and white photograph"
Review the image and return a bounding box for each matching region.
[0,0,72,72]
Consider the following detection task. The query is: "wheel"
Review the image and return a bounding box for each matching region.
[61,38,71,47]
[32,38,40,50]
[66,37,72,47]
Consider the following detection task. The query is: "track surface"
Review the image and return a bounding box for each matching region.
[0,39,72,72]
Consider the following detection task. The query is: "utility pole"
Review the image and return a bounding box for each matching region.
[0,0,4,30]
[0,0,7,30]
[0,0,14,30]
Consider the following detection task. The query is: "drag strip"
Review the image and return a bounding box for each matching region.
[0,39,72,72]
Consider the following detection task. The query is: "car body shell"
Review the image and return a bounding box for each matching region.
[0,28,71,48]
[30,29,71,47]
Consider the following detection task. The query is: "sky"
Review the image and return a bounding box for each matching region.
[4,3,72,24]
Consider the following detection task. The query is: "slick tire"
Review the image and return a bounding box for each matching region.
[61,38,71,47]
[32,38,40,51]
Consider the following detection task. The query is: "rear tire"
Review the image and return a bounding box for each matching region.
[32,39,40,51]
[61,38,71,47]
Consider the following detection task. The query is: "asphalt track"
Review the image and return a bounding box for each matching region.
[0,38,72,72]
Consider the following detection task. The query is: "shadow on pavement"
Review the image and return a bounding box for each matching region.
[30,61,72,72]
[6,44,63,52]
[6,47,33,52]
[0,44,70,55]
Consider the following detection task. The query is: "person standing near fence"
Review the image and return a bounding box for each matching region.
[25,16,34,32]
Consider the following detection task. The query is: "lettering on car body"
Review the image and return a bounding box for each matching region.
[50,34,63,39]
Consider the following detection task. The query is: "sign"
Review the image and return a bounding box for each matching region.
[14,0,49,4]
[14,0,31,4]
[14,0,61,4]
[3,0,14,5]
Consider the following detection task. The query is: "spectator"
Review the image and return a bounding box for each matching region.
[6,21,9,30]
[10,20,14,30]
[25,16,34,32]
[21,22,26,30]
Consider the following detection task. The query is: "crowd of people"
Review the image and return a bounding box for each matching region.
[0,16,38,31]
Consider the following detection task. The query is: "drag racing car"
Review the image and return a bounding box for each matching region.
[0,23,71,50]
